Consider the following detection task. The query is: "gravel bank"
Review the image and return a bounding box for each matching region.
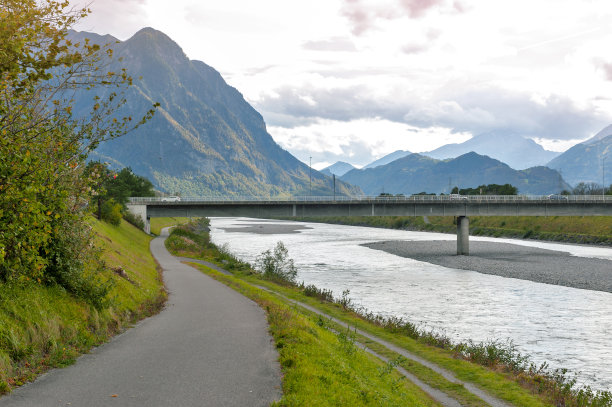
[364,240,612,293]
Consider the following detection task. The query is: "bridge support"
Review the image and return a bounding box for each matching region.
[457,216,469,255]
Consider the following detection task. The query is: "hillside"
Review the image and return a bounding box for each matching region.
[425,132,559,170]
[547,125,612,186]
[341,152,570,195]
[0,219,165,394]
[71,28,359,197]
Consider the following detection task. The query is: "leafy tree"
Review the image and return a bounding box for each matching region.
[254,242,298,284]
[0,0,156,302]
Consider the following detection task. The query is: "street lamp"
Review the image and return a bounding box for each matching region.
[604,156,607,198]
[309,156,312,197]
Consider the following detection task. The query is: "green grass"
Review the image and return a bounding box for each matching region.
[149,217,192,236]
[189,263,439,407]
[166,219,561,407]
[289,216,612,245]
[0,219,165,393]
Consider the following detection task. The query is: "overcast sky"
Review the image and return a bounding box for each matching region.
[74,0,612,169]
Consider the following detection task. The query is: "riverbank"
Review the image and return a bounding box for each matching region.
[286,215,612,246]
[0,219,166,394]
[167,218,612,407]
[364,240,612,293]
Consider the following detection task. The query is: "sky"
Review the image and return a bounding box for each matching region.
[73,0,612,169]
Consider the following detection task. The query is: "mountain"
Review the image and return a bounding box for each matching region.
[424,132,559,170]
[363,150,411,169]
[320,161,356,177]
[341,152,570,195]
[547,125,612,186]
[72,28,360,196]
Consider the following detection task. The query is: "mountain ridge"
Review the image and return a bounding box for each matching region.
[75,28,359,196]
[341,152,570,195]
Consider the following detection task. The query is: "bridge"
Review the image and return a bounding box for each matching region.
[127,195,612,255]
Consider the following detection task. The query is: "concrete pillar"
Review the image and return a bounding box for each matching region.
[145,216,151,235]
[457,216,469,255]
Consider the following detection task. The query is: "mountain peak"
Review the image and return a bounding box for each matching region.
[583,124,612,145]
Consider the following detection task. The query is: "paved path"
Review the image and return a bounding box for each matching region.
[0,228,281,407]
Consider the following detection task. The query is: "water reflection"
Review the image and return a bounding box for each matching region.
[209,218,612,390]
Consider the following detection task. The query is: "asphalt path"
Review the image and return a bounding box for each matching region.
[0,228,281,407]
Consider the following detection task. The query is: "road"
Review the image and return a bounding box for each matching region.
[0,228,281,407]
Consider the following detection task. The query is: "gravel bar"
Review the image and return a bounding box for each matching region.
[364,240,612,293]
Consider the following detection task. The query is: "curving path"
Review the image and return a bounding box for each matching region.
[0,228,281,407]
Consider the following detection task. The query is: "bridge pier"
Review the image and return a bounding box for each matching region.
[457,216,469,255]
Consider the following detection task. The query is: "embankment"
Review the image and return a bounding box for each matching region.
[0,219,166,393]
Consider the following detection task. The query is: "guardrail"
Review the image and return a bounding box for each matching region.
[128,195,612,204]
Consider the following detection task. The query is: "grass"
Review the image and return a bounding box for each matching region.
[189,263,439,407]
[287,216,612,245]
[166,218,612,407]
[149,217,192,236]
[0,218,166,394]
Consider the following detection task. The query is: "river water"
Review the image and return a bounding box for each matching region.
[208,218,612,391]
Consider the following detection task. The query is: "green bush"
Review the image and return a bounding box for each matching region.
[254,242,298,284]
[100,199,122,226]
[123,211,145,230]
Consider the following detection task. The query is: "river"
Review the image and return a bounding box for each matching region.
[208,217,612,391]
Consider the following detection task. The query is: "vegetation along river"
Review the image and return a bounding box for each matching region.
[209,217,612,391]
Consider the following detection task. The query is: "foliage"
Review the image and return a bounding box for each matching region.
[100,198,122,226]
[254,242,298,284]
[459,183,518,195]
[0,0,157,289]
[0,218,165,394]
[87,161,155,207]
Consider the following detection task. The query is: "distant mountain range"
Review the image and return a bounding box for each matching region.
[363,150,412,169]
[72,28,359,196]
[321,161,356,177]
[423,132,559,170]
[341,152,570,195]
[547,125,612,186]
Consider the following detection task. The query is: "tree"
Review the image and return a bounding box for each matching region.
[0,0,157,302]
[254,242,298,284]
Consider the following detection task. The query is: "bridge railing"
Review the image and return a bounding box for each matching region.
[128,195,612,204]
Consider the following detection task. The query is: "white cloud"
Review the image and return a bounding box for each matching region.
[268,118,472,167]
[72,0,612,161]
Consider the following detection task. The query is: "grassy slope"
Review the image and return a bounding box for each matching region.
[0,219,165,393]
[165,220,557,407]
[290,215,612,245]
[149,217,191,236]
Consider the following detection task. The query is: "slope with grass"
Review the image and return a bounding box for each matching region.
[0,219,165,394]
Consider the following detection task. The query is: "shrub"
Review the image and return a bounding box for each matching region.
[100,199,122,226]
[123,211,145,230]
[254,242,298,284]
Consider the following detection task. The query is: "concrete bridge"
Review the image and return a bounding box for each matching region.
[127,195,612,255]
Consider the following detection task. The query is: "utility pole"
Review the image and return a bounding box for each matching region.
[604,156,606,198]
[333,174,336,201]
[309,156,312,197]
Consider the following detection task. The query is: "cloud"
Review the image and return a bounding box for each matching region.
[267,118,472,167]
[604,63,612,81]
[302,37,358,52]
[256,82,611,141]
[72,0,148,40]
[340,0,459,35]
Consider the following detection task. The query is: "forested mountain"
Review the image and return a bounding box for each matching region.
[547,125,612,186]
[71,28,359,196]
[341,152,570,195]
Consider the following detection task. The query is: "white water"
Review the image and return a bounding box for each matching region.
[209,218,612,391]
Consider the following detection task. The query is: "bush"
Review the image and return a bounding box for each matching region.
[100,199,122,226]
[254,242,298,284]
[123,211,145,230]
